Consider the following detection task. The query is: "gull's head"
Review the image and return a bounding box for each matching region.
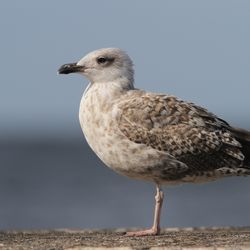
[58,48,134,88]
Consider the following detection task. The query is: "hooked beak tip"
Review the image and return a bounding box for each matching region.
[58,63,84,75]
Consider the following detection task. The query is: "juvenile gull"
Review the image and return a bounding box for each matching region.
[58,48,250,236]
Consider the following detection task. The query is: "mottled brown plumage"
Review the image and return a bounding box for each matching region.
[118,90,250,182]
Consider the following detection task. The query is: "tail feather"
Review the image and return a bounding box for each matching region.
[229,127,250,168]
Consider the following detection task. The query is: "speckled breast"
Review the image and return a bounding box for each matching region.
[78,85,171,182]
[78,85,130,172]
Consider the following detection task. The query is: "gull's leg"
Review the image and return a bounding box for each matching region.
[125,185,164,237]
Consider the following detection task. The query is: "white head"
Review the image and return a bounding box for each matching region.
[58,48,134,89]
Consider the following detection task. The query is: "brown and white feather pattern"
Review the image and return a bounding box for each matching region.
[117,90,250,181]
[72,48,250,185]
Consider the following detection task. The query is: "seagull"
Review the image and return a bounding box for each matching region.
[58,48,250,236]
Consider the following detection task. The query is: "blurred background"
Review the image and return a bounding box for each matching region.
[0,0,249,230]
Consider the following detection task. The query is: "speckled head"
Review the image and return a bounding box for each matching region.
[58,48,134,88]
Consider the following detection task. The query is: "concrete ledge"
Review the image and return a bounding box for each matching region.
[0,227,250,250]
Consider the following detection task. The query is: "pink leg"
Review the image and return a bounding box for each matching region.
[125,185,164,237]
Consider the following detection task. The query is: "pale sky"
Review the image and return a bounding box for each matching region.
[1,0,249,136]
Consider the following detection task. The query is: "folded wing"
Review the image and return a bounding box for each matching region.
[116,92,249,176]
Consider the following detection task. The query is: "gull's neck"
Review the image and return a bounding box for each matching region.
[84,77,135,99]
[108,76,134,91]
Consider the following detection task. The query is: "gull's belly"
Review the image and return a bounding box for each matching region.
[79,108,142,176]
[79,97,167,181]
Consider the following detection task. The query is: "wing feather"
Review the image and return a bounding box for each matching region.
[117,92,244,171]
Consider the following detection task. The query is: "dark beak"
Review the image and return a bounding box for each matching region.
[58,63,85,74]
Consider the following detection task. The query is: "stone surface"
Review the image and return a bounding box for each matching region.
[0,228,250,250]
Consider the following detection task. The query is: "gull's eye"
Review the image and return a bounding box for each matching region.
[97,57,107,64]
